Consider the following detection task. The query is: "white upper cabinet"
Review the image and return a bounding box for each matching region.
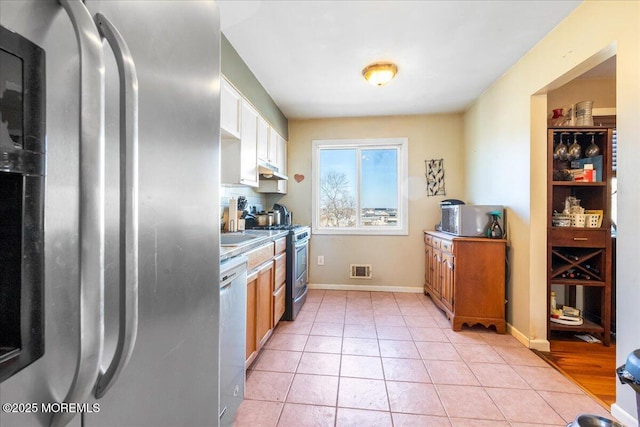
[238,101,259,187]
[257,115,269,165]
[258,134,287,194]
[221,99,259,187]
[268,127,279,167]
[221,76,288,193]
[221,79,241,139]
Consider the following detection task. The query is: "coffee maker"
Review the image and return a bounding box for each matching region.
[273,203,292,226]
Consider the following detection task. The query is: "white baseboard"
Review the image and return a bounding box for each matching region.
[611,403,638,427]
[529,338,551,352]
[309,283,423,294]
[507,323,551,351]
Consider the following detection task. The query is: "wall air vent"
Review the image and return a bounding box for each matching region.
[350,264,372,279]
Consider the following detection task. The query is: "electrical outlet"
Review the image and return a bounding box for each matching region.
[317,256,325,266]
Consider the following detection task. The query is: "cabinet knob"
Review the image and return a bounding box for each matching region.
[573,237,588,241]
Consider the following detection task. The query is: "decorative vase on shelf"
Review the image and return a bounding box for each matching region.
[549,108,564,127]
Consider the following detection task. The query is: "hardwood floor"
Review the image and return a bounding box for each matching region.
[535,334,617,408]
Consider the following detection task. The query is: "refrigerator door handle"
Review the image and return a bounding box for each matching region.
[93,13,140,399]
[53,1,105,427]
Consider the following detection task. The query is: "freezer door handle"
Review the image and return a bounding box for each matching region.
[93,13,140,399]
[52,1,106,427]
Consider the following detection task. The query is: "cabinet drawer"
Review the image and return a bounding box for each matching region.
[246,242,275,270]
[440,239,454,254]
[424,233,433,246]
[274,252,286,286]
[549,228,608,248]
[275,236,287,255]
[273,283,286,326]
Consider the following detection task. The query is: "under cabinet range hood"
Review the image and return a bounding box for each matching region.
[258,161,288,181]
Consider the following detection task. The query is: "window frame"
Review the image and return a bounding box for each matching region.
[312,137,409,236]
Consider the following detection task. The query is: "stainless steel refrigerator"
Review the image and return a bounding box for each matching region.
[0,1,221,426]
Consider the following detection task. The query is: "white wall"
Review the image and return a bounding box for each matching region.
[280,114,465,290]
[464,1,639,423]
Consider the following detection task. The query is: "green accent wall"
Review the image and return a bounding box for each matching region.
[221,33,288,139]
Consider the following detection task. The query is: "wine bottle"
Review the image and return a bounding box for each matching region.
[556,250,579,261]
[576,272,591,280]
[583,263,600,275]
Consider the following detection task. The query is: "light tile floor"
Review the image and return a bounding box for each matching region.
[233,290,615,427]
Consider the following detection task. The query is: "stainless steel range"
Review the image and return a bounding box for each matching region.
[246,224,310,320]
[285,225,310,320]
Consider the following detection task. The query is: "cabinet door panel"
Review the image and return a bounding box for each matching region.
[221,79,241,138]
[239,101,259,187]
[440,253,455,311]
[424,244,433,292]
[273,284,286,327]
[246,274,257,362]
[257,116,269,163]
[256,262,274,348]
[268,127,278,165]
[431,249,442,299]
[274,252,286,287]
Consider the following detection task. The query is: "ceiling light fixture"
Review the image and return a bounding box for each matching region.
[362,62,398,86]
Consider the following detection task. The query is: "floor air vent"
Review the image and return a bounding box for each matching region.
[350,264,372,279]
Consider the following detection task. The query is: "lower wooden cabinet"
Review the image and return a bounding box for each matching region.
[245,242,275,367]
[424,231,507,333]
[244,236,287,368]
[246,272,257,363]
[255,260,274,349]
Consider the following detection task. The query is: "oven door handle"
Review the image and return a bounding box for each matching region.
[52,1,105,426]
[93,12,140,400]
[294,238,310,249]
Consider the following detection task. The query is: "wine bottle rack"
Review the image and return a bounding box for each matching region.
[550,248,604,284]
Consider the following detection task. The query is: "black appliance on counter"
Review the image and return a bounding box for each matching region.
[246,220,310,321]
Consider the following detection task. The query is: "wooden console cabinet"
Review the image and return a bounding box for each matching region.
[424,231,506,333]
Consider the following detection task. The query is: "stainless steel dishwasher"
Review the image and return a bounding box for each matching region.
[219,255,247,426]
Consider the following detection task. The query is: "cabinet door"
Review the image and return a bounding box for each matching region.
[246,273,257,363]
[274,252,286,290]
[268,127,279,165]
[257,116,269,164]
[273,252,286,328]
[424,244,433,292]
[431,249,442,299]
[256,261,274,348]
[221,79,241,138]
[273,284,286,327]
[239,101,259,187]
[440,253,455,311]
[276,137,287,193]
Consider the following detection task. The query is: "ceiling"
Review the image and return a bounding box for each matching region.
[219,1,582,120]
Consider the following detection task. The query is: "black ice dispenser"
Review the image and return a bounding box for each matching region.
[0,25,46,382]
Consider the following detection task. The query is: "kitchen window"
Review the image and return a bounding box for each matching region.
[312,138,408,235]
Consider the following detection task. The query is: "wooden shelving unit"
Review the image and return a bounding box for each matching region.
[547,127,613,346]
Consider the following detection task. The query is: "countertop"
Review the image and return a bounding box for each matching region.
[220,229,289,262]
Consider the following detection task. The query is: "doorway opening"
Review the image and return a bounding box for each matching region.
[537,52,617,408]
